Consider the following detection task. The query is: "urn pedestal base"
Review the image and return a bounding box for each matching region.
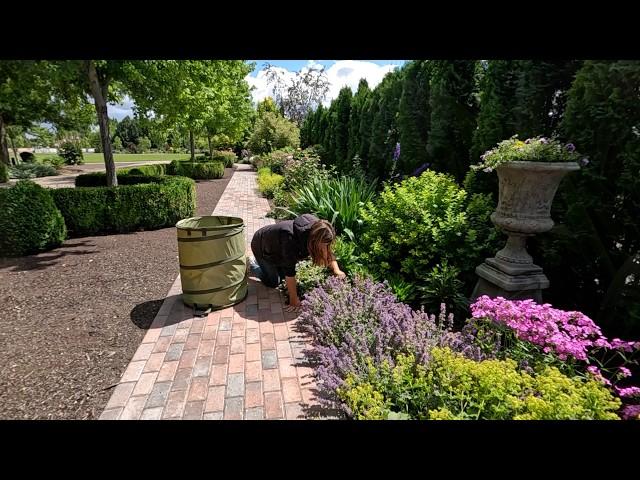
[471,256,549,303]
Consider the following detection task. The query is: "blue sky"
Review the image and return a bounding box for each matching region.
[245,59,407,107]
[108,60,408,120]
[246,60,407,77]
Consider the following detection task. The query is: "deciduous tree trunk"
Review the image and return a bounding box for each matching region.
[189,129,195,160]
[8,132,19,164]
[86,60,117,187]
[207,133,213,159]
[0,115,11,166]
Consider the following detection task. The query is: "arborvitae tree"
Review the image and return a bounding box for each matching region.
[513,60,582,139]
[470,60,519,163]
[310,104,324,146]
[398,60,431,175]
[332,87,352,172]
[358,88,379,165]
[368,69,404,180]
[426,60,479,182]
[321,102,336,167]
[347,79,370,163]
[300,108,312,147]
[529,60,640,338]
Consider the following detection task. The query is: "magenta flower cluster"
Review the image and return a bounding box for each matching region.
[470,295,640,361]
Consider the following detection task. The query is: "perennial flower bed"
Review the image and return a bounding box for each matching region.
[298,277,639,420]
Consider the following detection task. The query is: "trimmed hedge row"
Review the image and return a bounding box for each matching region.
[167,160,224,179]
[123,163,168,176]
[0,180,67,257]
[75,173,166,187]
[211,151,236,168]
[54,175,196,237]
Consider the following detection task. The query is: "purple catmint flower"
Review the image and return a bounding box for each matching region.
[411,163,430,177]
[565,143,576,152]
[393,143,401,162]
[297,275,474,412]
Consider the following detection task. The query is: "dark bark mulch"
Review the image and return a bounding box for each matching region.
[0,167,233,419]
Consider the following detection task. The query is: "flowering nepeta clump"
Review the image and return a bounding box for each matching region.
[298,275,473,396]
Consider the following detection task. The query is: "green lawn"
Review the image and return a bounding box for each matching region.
[36,153,191,163]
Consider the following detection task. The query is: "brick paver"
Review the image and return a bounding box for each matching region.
[101,165,325,420]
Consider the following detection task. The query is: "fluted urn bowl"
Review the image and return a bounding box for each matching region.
[490,161,581,234]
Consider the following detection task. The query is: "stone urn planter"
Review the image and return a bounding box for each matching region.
[472,160,580,302]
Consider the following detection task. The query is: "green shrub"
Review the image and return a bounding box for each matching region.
[211,150,237,168]
[247,112,300,155]
[418,261,469,314]
[122,163,168,176]
[58,141,84,165]
[258,148,293,174]
[359,170,500,310]
[385,273,417,303]
[41,155,65,170]
[0,162,8,183]
[54,176,195,237]
[249,155,263,169]
[166,160,224,179]
[0,180,67,257]
[75,172,167,187]
[257,167,284,198]
[339,348,621,420]
[281,148,332,191]
[137,136,151,152]
[9,163,58,179]
[295,260,330,297]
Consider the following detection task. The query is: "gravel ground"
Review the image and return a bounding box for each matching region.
[0,168,233,419]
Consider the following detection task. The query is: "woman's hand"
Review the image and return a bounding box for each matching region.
[329,260,346,278]
[285,296,301,313]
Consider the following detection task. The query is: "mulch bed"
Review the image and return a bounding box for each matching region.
[0,167,234,419]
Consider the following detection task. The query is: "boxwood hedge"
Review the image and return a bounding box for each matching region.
[54,175,196,237]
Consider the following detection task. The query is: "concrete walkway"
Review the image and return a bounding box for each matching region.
[99,165,323,420]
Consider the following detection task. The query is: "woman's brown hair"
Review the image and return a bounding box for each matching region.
[307,220,336,267]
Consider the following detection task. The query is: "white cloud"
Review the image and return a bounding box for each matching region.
[323,61,399,106]
[107,61,403,120]
[107,95,135,121]
[245,60,402,107]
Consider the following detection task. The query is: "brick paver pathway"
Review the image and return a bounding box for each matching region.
[100,165,326,420]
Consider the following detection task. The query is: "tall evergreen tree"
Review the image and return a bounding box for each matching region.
[332,87,352,172]
[368,69,404,180]
[398,60,431,175]
[513,60,582,138]
[426,60,479,182]
[470,60,519,163]
[534,60,640,336]
[358,89,379,165]
[347,79,370,163]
